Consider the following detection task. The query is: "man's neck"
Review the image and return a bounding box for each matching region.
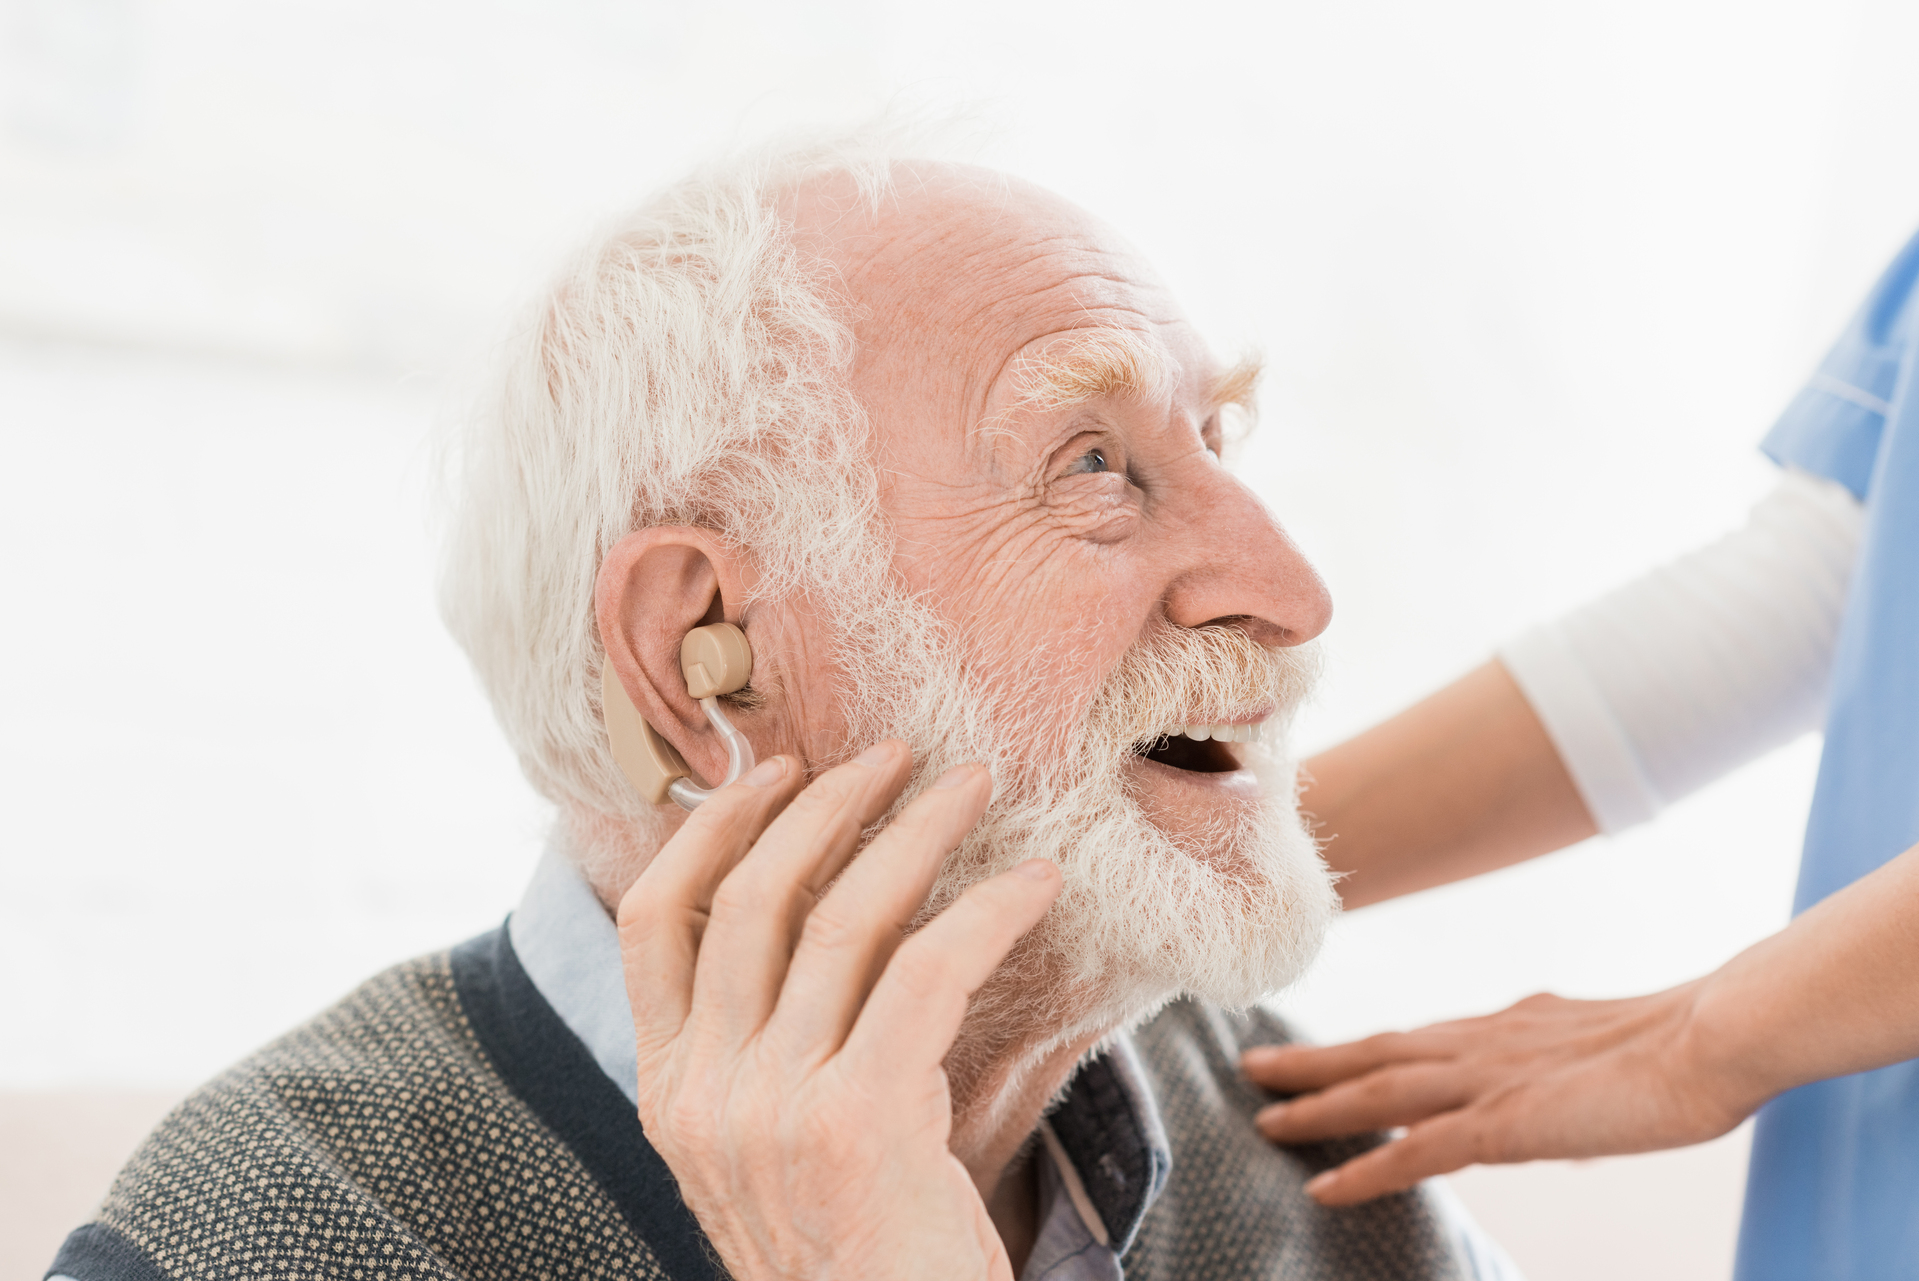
[951,1030,1105,1187]
[950,1028,1107,1275]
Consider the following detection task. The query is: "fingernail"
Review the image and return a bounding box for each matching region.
[1013,859,1056,880]
[852,742,895,768]
[739,757,785,787]
[1255,1103,1285,1131]
[1304,1172,1336,1198]
[930,764,978,791]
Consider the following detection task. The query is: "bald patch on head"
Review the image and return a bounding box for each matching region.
[778,159,1244,471]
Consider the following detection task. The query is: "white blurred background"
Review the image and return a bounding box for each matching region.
[6,0,1919,1276]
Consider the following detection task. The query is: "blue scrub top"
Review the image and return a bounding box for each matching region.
[1743,229,1919,1280]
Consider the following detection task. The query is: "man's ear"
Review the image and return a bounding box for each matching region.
[595,528,752,793]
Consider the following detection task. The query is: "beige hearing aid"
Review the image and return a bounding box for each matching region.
[602,621,757,811]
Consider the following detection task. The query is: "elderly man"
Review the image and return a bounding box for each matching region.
[49,142,1513,1281]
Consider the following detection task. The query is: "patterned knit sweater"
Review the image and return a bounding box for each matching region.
[49,927,1470,1280]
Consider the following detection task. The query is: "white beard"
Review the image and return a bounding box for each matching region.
[821,573,1339,1075]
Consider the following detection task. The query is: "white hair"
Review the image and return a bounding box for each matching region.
[439,137,906,852]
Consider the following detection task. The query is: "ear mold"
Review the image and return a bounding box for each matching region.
[680,622,753,700]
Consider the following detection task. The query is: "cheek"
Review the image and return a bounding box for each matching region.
[900,509,1160,709]
[967,601,1139,754]
[748,610,851,762]
[904,510,1062,621]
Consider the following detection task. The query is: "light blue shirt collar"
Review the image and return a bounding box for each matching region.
[508,845,640,1105]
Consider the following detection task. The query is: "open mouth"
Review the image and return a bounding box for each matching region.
[1131,721,1266,774]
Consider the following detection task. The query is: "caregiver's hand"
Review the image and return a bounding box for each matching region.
[1242,837,1919,1206]
[1240,983,1756,1206]
[616,741,1060,1281]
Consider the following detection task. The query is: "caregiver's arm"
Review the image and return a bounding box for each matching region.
[1311,467,1864,910]
[1244,837,1919,1204]
[1302,661,1593,909]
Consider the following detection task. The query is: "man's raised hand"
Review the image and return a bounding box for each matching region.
[617,741,1059,1281]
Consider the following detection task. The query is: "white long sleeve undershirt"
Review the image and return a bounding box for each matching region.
[1497,468,1865,835]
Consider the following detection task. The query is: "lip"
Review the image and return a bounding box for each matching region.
[1125,750,1264,800]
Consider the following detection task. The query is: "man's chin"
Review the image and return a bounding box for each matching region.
[992,779,1336,1017]
[920,754,1336,1121]
[956,794,1335,1094]
[1141,812,1336,1011]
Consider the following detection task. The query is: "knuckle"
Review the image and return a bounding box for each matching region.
[677,800,749,847]
[1359,1031,1405,1059]
[789,773,862,819]
[627,989,673,1027]
[893,792,958,836]
[798,903,868,955]
[1244,1055,1291,1085]
[888,942,956,1003]
[955,879,1024,927]
[709,875,768,919]
[1477,1130,1517,1164]
[1282,1098,1329,1132]
[1352,1072,1402,1106]
[1467,1121,1507,1165]
[616,899,663,938]
[661,1092,720,1149]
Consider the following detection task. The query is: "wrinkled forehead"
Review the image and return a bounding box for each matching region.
[788,166,1208,442]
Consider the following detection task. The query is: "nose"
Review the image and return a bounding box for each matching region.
[1161,471,1332,648]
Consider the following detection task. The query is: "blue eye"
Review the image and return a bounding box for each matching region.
[1071,447,1110,474]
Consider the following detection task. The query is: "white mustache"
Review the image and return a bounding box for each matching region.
[1085,625,1321,762]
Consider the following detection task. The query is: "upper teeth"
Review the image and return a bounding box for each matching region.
[1178,721,1265,744]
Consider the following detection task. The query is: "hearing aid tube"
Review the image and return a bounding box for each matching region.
[665,697,757,810]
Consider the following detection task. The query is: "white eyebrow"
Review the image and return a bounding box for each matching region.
[1002,328,1173,413]
[1208,357,1263,410]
